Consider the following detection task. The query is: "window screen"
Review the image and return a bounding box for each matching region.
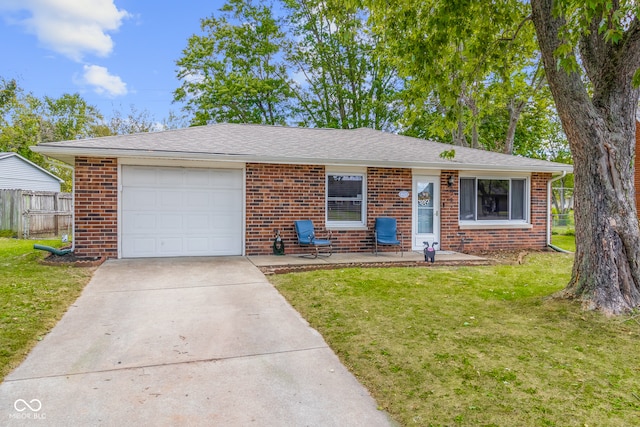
[327,174,364,223]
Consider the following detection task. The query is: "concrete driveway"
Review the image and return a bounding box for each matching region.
[0,257,394,426]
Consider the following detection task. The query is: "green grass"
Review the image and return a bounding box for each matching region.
[551,234,576,252]
[270,253,640,426]
[0,238,94,380]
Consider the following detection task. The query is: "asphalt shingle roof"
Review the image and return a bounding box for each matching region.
[31,123,572,173]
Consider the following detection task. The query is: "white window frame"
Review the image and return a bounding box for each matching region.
[326,170,367,229]
[458,174,531,227]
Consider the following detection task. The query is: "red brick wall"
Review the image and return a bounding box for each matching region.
[244,164,412,255]
[245,163,325,255]
[71,159,553,258]
[364,167,412,253]
[74,157,118,259]
[440,170,550,252]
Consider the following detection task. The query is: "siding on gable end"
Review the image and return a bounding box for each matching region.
[73,157,118,259]
[0,156,61,192]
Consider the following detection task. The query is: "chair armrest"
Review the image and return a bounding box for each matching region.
[315,228,332,240]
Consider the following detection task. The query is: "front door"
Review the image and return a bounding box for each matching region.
[413,176,440,250]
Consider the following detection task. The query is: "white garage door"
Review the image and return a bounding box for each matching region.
[121,166,243,258]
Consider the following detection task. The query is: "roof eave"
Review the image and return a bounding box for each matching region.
[30,146,573,174]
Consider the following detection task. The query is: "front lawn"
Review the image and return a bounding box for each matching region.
[0,238,94,380]
[551,233,576,252]
[270,253,640,426]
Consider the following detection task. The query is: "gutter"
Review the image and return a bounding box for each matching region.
[30,146,574,174]
[547,170,568,250]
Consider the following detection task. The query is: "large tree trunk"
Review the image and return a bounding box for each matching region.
[531,0,640,315]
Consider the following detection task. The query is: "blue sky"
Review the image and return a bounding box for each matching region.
[0,0,227,123]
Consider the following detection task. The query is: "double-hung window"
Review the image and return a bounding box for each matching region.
[459,176,529,223]
[326,173,366,227]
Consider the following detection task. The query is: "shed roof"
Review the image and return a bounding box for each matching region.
[31,123,572,173]
[0,152,63,183]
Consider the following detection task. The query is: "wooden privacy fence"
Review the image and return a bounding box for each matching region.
[0,190,72,238]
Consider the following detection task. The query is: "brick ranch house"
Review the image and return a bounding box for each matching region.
[31,124,573,260]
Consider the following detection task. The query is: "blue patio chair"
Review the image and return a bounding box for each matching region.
[294,220,333,258]
[374,217,403,256]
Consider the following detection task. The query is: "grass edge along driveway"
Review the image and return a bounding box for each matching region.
[270,252,640,427]
[0,238,95,380]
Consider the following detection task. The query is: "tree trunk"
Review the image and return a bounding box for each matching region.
[503,98,525,155]
[531,0,640,315]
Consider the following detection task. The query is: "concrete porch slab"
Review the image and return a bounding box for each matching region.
[248,250,487,268]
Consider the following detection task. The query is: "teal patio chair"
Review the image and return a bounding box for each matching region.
[374,217,403,256]
[294,220,333,258]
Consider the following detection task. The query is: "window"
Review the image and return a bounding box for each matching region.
[326,173,366,226]
[459,177,528,222]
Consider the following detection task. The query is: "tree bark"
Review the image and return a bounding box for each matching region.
[503,98,525,154]
[531,0,640,315]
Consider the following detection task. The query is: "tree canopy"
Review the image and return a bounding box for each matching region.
[366,0,639,314]
[0,79,177,191]
[174,0,294,125]
[173,0,565,160]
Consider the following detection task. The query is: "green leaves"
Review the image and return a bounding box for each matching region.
[174,0,294,126]
[439,149,456,160]
[0,79,107,190]
[633,69,640,88]
[367,0,557,154]
[283,0,400,130]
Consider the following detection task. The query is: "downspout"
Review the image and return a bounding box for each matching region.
[49,160,75,253]
[71,165,75,253]
[547,171,571,253]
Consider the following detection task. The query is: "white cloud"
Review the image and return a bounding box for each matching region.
[80,64,127,97]
[1,0,129,61]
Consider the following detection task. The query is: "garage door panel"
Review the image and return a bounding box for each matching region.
[209,214,241,230]
[157,237,184,254]
[122,166,243,258]
[184,191,213,208]
[123,237,158,256]
[158,214,183,231]
[122,213,157,233]
[212,189,242,205]
[186,237,210,252]
[158,169,183,186]
[159,190,183,209]
[123,189,157,208]
[125,166,159,185]
[212,175,242,189]
[212,236,243,254]
[184,214,210,230]
[185,169,211,186]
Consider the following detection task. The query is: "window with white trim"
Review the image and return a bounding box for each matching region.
[326,173,366,226]
[459,177,528,222]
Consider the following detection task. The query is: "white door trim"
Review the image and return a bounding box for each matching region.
[412,175,441,251]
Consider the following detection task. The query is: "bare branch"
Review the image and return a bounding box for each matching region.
[498,14,533,43]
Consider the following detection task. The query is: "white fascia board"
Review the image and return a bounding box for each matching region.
[30,146,573,174]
